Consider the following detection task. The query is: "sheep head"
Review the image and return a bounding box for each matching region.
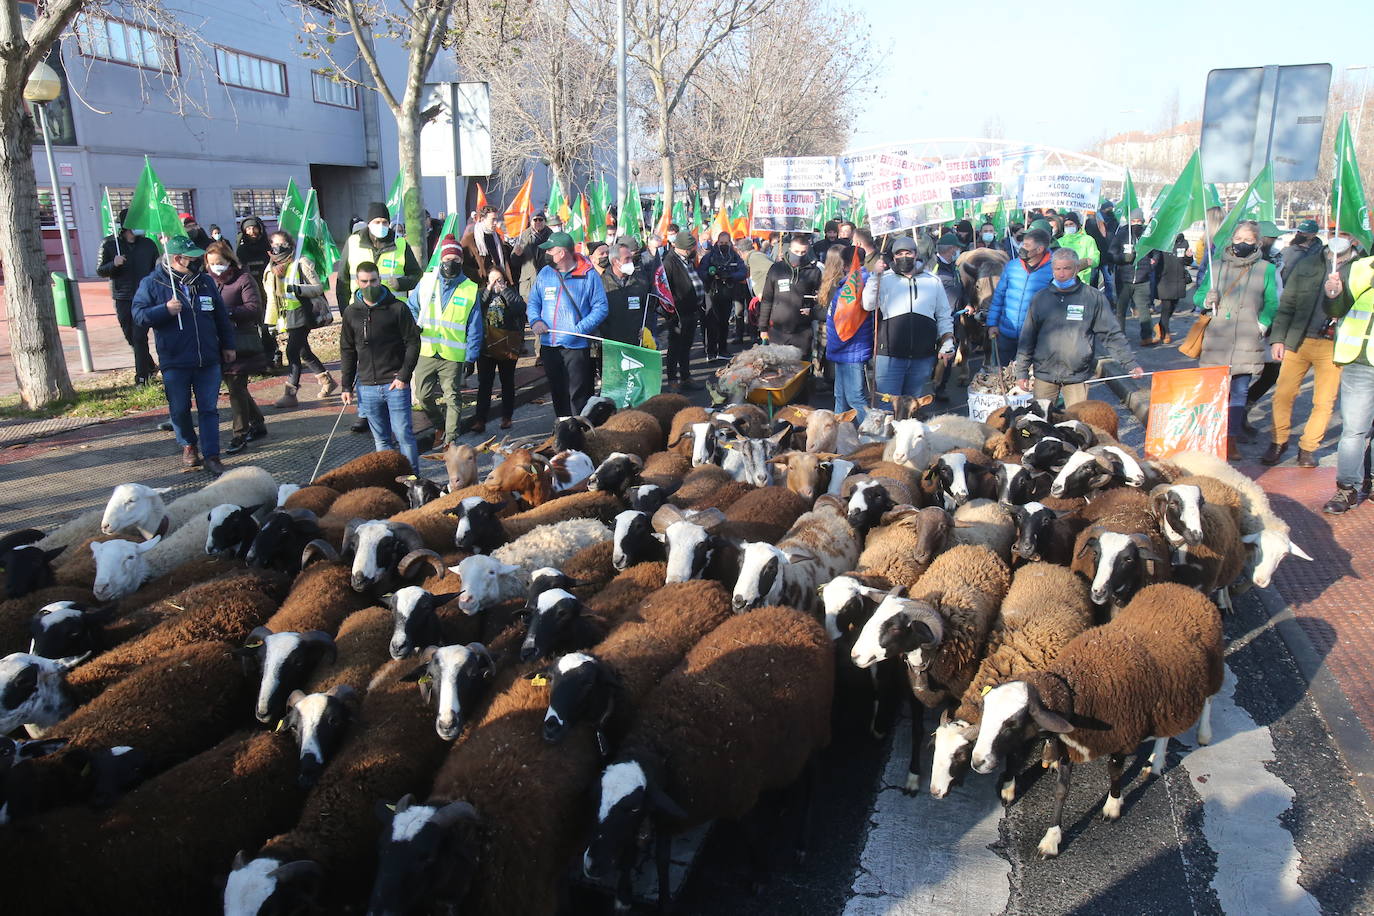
[237,628,338,726]
[3,543,66,600]
[820,576,891,642]
[0,651,86,735]
[368,795,481,916]
[521,588,589,663]
[850,592,943,670]
[972,679,1074,776]
[732,542,791,612]
[29,600,115,660]
[90,535,161,602]
[539,652,621,749]
[100,482,171,540]
[1151,485,1204,548]
[345,521,424,593]
[384,586,460,660]
[280,685,359,787]
[451,555,522,615]
[400,643,495,740]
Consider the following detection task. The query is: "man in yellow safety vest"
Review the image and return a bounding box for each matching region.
[407,234,484,449]
[335,201,422,433]
[1322,241,1373,514]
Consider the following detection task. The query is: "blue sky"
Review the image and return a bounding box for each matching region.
[849,3,1374,152]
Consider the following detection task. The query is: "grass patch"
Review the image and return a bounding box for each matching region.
[0,375,171,421]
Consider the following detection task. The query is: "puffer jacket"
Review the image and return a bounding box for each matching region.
[1055,231,1099,283]
[1199,246,1279,376]
[825,270,874,363]
[1271,239,1332,351]
[527,255,609,349]
[986,252,1053,339]
[213,265,267,375]
[132,267,234,371]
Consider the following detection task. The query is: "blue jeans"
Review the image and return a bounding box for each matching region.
[990,335,1019,367]
[875,355,936,399]
[832,361,868,421]
[162,364,222,458]
[1336,362,1374,487]
[358,383,421,472]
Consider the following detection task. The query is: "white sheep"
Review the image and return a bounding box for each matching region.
[732,498,861,615]
[883,415,996,471]
[100,467,278,540]
[1170,450,1312,588]
[89,499,228,601]
[449,517,611,614]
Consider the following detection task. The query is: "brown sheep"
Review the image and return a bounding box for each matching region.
[636,393,691,444]
[718,402,771,438]
[317,487,409,545]
[720,485,809,541]
[312,450,413,496]
[855,507,950,588]
[1070,490,1170,610]
[305,605,395,694]
[844,440,889,471]
[584,409,666,463]
[668,463,736,506]
[1063,399,1119,441]
[641,449,691,488]
[284,485,341,517]
[560,540,618,595]
[265,562,374,634]
[666,406,711,456]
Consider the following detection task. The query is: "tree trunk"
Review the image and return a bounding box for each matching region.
[0,101,73,407]
[658,111,673,223]
[396,110,426,266]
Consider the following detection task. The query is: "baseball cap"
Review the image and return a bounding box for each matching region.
[165,236,206,257]
[538,231,575,251]
[891,237,918,254]
[1296,218,1320,233]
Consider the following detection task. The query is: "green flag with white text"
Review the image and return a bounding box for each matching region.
[385,172,405,221]
[601,339,662,407]
[1134,152,1205,262]
[1333,113,1372,251]
[100,188,117,238]
[1213,162,1275,248]
[278,178,305,240]
[123,157,186,241]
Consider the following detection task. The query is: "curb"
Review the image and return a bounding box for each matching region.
[1252,584,1374,812]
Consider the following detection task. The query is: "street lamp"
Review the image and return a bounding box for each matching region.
[24,60,93,373]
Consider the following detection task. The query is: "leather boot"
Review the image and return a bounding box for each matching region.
[315,372,340,398]
[203,455,226,476]
[274,384,299,408]
[181,445,202,468]
[1260,442,1288,466]
[1296,448,1318,468]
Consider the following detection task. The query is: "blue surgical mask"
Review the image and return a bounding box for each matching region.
[981,231,995,242]
[1063,225,1079,235]
[1053,277,1076,289]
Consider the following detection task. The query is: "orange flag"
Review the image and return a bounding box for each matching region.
[731,214,749,240]
[476,182,489,213]
[1144,367,1230,459]
[502,172,534,238]
[708,206,730,241]
[833,246,867,343]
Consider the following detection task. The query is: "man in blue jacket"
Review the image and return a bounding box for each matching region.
[133,236,236,475]
[986,227,1054,365]
[528,231,609,417]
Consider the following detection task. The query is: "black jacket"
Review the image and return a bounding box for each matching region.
[1155,251,1192,300]
[600,268,654,344]
[759,255,823,353]
[96,233,160,300]
[236,218,270,278]
[339,288,421,390]
[932,257,966,311]
[663,253,706,314]
[1109,224,1158,285]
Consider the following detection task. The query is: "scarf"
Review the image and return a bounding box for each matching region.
[473,227,506,270]
[269,247,294,278]
[678,252,706,306]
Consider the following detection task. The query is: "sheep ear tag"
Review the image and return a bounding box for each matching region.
[530,675,549,687]
[981,684,994,697]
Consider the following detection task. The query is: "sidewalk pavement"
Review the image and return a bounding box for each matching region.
[0,280,127,398]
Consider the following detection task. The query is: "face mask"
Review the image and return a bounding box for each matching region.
[1053,277,1076,289]
[361,284,384,304]
[209,263,229,276]
[982,231,995,242]
[211,233,221,241]
[1064,225,1078,235]
[1232,242,1257,258]
[893,256,915,273]
[369,223,389,239]
[133,229,146,237]
[1131,222,1144,231]
[1019,247,1038,262]
[440,260,461,278]
[270,243,291,256]
[787,251,806,266]
[1292,234,1310,246]
[619,261,635,276]
[1329,237,1353,257]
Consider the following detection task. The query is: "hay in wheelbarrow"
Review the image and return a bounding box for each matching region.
[745,364,811,418]
[714,344,806,402]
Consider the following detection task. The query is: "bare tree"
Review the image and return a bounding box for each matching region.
[296,0,458,265]
[595,0,776,214]
[457,0,615,201]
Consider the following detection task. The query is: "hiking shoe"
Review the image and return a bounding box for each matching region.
[1323,485,1359,515]
[1296,449,1318,468]
[1259,442,1288,466]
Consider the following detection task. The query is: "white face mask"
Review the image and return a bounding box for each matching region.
[369,222,389,239]
[209,263,229,276]
[1064,226,1079,235]
[619,261,635,276]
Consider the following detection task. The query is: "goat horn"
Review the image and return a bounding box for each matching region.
[429,800,480,829]
[267,860,323,883]
[300,539,339,568]
[398,549,446,581]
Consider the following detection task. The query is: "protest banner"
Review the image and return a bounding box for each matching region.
[866,153,953,234]
[752,190,821,232]
[1019,172,1102,214]
[945,155,1004,202]
[763,156,837,190]
[1144,366,1230,459]
[837,146,911,195]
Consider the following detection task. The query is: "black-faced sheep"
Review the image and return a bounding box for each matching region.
[732,497,861,615]
[850,544,1011,794]
[224,658,455,915]
[0,585,98,656]
[657,486,808,584]
[972,583,1222,857]
[1007,501,1089,566]
[931,448,999,508]
[929,563,1094,800]
[1070,491,1170,611]
[584,605,833,911]
[2,540,66,599]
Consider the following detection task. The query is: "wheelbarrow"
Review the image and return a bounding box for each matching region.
[744,365,812,421]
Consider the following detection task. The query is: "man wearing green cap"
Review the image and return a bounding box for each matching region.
[1263,220,1338,467]
[527,230,608,416]
[133,236,236,475]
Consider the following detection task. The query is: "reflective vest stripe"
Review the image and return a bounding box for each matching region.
[279,261,304,312]
[346,235,408,284]
[1334,257,1374,365]
[417,270,477,361]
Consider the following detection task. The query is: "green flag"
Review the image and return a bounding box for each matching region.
[1205,183,1223,210]
[851,193,867,230]
[123,157,186,241]
[1333,112,1372,251]
[296,189,340,278]
[601,339,662,407]
[693,192,705,235]
[1134,152,1205,262]
[671,198,687,231]
[547,177,565,221]
[425,213,460,270]
[620,183,644,242]
[278,178,305,240]
[1213,161,1275,248]
[1149,183,1172,212]
[386,172,405,220]
[1118,170,1139,224]
[588,177,611,243]
[568,193,588,243]
[650,195,663,235]
[100,188,117,238]
[736,177,763,215]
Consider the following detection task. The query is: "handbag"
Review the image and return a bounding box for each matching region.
[311,296,334,328]
[1177,313,1210,359]
[234,325,265,356]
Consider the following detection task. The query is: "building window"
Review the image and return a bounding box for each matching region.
[312,70,356,109]
[232,189,288,222]
[105,186,196,223]
[37,188,76,231]
[74,15,176,72]
[215,47,287,96]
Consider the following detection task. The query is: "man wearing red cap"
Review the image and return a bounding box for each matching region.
[408,234,483,449]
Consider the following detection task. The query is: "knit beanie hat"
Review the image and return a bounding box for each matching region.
[366,201,390,223]
[440,233,461,259]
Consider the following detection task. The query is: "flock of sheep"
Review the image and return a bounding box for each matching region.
[0,389,1313,915]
